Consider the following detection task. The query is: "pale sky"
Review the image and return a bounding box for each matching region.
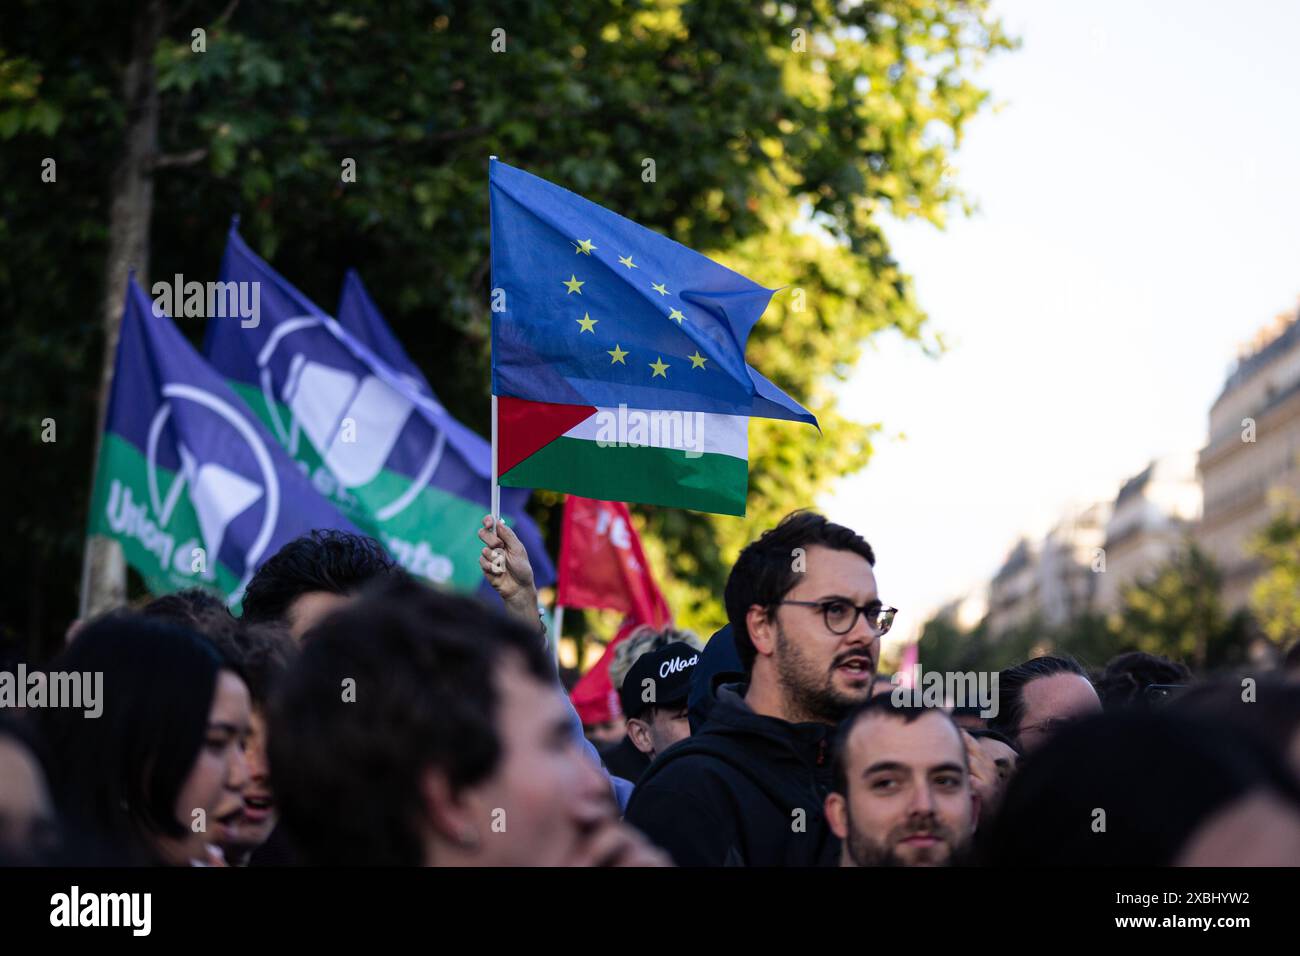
[821,0,1300,646]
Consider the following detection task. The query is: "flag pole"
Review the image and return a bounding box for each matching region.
[489,155,501,526]
[490,394,500,522]
[549,604,564,665]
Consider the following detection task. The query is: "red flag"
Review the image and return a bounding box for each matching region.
[557,496,671,629]
[569,619,639,727]
[559,496,671,726]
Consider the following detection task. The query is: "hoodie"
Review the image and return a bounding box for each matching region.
[625,683,840,866]
[687,624,744,734]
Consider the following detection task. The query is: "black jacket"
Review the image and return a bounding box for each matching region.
[625,683,840,866]
[687,624,744,734]
[600,734,651,785]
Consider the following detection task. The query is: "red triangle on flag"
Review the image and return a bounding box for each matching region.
[497,396,596,474]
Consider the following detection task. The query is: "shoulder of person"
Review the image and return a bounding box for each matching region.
[626,738,757,829]
[635,730,748,788]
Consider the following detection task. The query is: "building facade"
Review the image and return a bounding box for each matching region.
[1198,304,1300,610]
[1037,500,1112,628]
[985,500,1112,638]
[986,538,1039,637]
[1095,453,1202,610]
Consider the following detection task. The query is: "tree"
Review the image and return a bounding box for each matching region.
[1247,501,1300,647]
[0,0,1014,655]
[1116,545,1249,673]
[1049,611,1127,673]
[913,613,971,675]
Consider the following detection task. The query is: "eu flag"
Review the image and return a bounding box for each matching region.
[489,159,815,425]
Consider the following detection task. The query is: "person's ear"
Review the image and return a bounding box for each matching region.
[747,605,777,659]
[418,766,482,852]
[969,789,983,835]
[626,717,654,756]
[824,791,848,840]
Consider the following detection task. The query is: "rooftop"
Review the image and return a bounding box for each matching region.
[1215,299,1300,405]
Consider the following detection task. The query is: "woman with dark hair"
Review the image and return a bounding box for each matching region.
[38,613,252,865]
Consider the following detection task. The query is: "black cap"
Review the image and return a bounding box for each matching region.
[620,642,700,720]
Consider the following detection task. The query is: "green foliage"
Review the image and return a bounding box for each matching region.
[1247,501,1300,646]
[0,0,1012,652]
[1116,544,1249,672]
[915,545,1254,679]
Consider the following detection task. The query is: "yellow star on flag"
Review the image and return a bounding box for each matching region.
[563,274,584,294]
[576,312,597,333]
[650,357,670,378]
[618,255,637,269]
[688,351,708,369]
[608,344,628,365]
[668,307,685,324]
[651,282,668,296]
[573,238,597,255]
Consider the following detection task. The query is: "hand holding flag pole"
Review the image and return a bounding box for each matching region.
[477,513,536,618]
[486,155,532,644]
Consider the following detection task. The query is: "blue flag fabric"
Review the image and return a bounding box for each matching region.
[203,224,554,591]
[337,269,433,398]
[489,159,816,426]
[335,268,555,587]
[90,277,363,604]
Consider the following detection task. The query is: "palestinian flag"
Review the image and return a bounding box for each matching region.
[496,397,748,516]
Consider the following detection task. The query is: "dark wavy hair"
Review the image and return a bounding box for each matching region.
[201,619,296,710]
[268,577,552,865]
[241,529,405,625]
[140,587,232,629]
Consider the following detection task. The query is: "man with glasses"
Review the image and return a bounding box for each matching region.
[988,655,1102,752]
[625,510,891,865]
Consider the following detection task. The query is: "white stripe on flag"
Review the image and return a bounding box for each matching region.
[565,406,747,459]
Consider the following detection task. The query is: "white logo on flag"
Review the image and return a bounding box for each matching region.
[146,384,280,602]
[255,316,446,521]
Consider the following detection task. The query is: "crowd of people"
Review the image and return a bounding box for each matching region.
[3,510,1300,867]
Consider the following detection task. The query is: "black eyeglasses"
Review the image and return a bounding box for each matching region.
[775,599,898,636]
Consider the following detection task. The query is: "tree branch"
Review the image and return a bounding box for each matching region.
[152,147,208,169]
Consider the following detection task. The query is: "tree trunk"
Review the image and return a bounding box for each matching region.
[79,0,165,618]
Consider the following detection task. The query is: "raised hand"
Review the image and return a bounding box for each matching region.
[477,514,539,627]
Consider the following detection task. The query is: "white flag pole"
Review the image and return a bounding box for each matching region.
[489,155,502,526]
[490,394,500,523]
[549,604,565,664]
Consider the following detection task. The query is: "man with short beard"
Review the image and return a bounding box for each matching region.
[824,696,976,867]
[626,511,891,865]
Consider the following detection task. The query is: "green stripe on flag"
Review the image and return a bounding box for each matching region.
[500,436,747,516]
[87,432,244,600]
[226,380,490,591]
